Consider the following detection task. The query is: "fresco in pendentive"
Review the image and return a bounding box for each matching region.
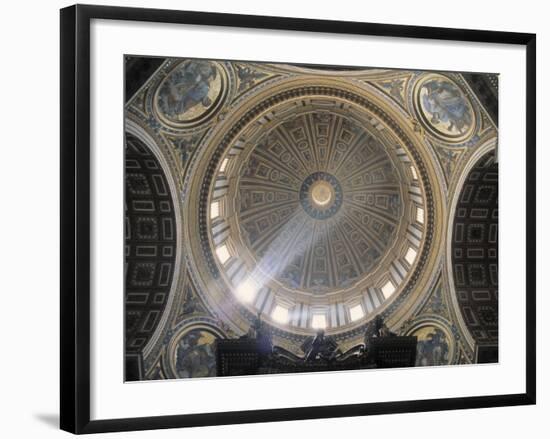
[174,328,218,378]
[412,325,451,367]
[156,60,222,123]
[417,75,474,141]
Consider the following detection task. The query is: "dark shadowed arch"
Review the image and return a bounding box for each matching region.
[125,132,177,380]
[451,151,498,362]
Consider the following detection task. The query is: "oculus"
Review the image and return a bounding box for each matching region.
[299,172,343,219]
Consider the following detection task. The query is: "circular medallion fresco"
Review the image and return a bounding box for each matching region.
[172,327,219,378]
[155,60,227,127]
[414,74,475,143]
[408,323,453,366]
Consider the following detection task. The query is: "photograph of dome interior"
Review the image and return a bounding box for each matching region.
[124,56,498,381]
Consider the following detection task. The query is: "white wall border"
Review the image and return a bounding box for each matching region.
[90,18,526,421]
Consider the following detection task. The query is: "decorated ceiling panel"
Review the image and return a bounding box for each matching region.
[452,152,498,354]
[124,133,177,366]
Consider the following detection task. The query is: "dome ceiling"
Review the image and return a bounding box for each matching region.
[232,110,404,293]
[190,82,435,335]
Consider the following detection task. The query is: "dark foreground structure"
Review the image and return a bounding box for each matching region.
[216,315,417,376]
[216,336,418,377]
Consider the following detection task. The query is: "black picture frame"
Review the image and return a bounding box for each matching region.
[60,4,536,434]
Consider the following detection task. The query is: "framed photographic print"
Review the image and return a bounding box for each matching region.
[60,4,536,434]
